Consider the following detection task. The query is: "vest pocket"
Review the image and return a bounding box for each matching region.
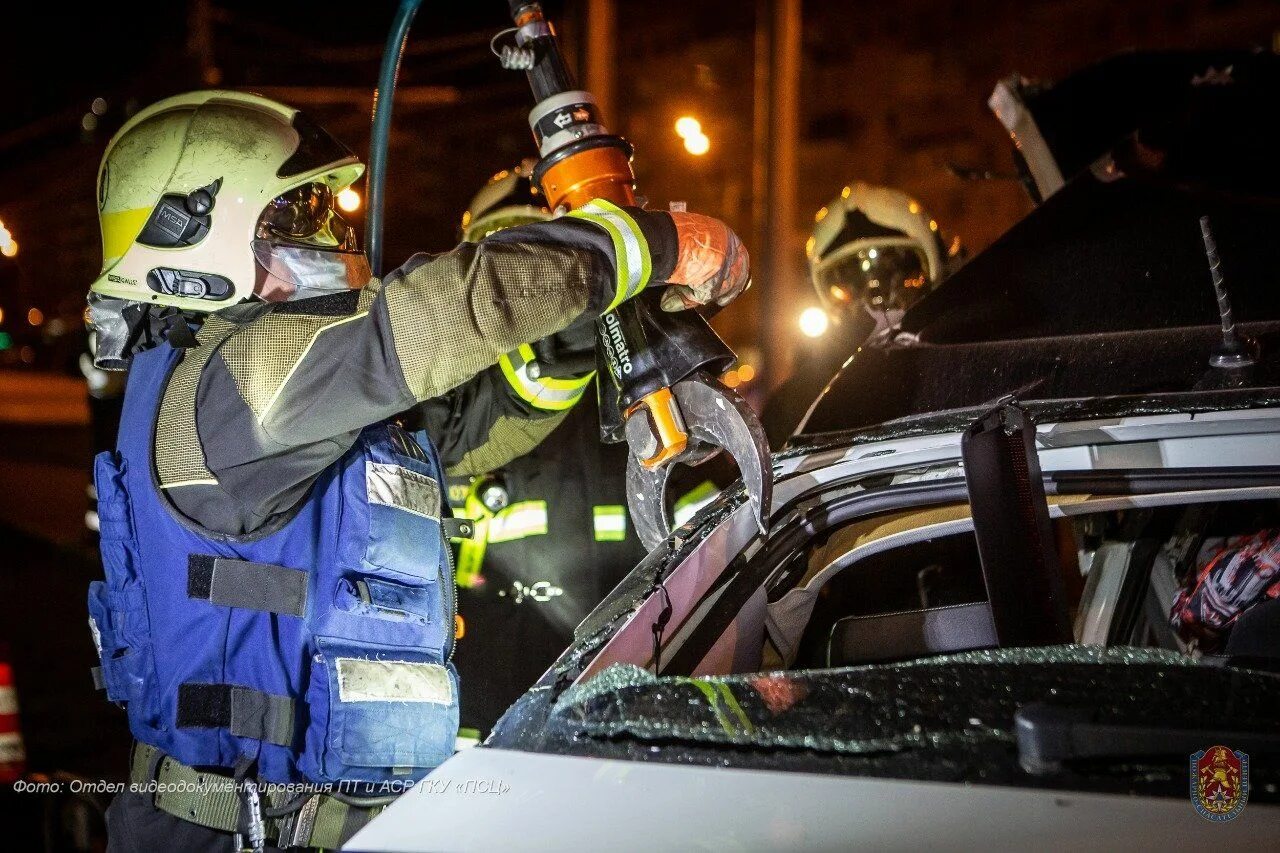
[335,577,439,627]
[361,460,446,582]
[300,636,458,784]
[89,452,161,729]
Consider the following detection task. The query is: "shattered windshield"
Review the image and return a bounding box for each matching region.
[497,648,1280,798]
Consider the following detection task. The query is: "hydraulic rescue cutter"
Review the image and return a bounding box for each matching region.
[498,0,773,550]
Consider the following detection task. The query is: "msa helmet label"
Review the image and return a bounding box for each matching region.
[107,274,138,287]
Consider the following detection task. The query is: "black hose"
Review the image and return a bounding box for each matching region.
[365,0,424,275]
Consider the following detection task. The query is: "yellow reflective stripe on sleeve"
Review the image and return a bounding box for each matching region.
[567,199,652,312]
[498,343,593,411]
[592,504,627,542]
[673,480,720,526]
[486,500,549,543]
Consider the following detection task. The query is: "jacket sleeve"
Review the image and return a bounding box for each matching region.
[179,204,676,527]
[207,204,676,450]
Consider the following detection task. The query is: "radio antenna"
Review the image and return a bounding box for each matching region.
[1199,215,1256,369]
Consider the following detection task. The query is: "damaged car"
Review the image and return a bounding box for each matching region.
[351,49,1280,851]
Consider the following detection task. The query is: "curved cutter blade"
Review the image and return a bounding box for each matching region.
[626,373,773,550]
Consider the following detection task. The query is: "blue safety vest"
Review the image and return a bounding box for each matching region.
[88,340,459,785]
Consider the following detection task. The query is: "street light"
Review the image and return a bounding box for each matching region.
[675,115,710,156]
[799,306,829,338]
[683,133,710,156]
[0,217,15,258]
[674,116,701,138]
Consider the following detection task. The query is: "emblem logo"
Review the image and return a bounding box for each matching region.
[1191,745,1249,822]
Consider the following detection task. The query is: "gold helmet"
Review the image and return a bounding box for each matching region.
[460,159,550,243]
[807,182,949,330]
[90,90,365,366]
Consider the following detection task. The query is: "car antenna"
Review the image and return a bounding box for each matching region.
[1199,215,1257,370]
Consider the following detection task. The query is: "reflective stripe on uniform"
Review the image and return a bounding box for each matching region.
[486,499,549,543]
[454,491,491,588]
[497,343,593,411]
[673,480,720,526]
[592,504,627,542]
[567,199,652,312]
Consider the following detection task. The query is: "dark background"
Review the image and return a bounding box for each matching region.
[1,0,1278,846]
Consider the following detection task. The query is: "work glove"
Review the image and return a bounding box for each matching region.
[660,212,751,313]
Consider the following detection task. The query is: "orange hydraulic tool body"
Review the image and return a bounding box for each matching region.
[500,1,771,549]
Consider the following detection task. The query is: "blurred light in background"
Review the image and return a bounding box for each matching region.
[0,218,16,258]
[799,306,830,338]
[721,363,756,388]
[337,188,361,213]
[27,307,43,326]
[674,115,710,156]
[674,116,701,138]
[683,133,710,156]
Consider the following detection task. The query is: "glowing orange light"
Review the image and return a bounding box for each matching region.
[337,188,361,213]
[683,132,710,156]
[722,369,741,388]
[674,116,702,138]
[829,285,851,302]
[738,364,756,383]
[799,306,829,338]
[27,307,43,326]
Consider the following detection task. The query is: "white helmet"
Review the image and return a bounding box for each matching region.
[807,182,949,330]
[89,90,365,366]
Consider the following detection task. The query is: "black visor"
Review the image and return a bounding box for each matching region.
[277,112,357,179]
[817,245,929,314]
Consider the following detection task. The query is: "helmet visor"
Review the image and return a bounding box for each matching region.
[259,182,356,247]
[251,240,370,300]
[253,182,367,300]
[815,245,930,317]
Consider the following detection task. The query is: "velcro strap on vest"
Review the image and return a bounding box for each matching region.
[187,555,308,617]
[176,683,296,747]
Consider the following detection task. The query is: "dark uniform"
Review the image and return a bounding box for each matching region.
[432,395,646,732]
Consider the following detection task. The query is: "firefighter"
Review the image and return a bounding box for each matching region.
[86,91,748,851]
[807,181,957,341]
[416,162,648,734]
[765,183,959,445]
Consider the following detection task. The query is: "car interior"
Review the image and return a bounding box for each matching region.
[769,497,1280,673]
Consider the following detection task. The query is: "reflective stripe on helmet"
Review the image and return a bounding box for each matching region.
[498,343,593,411]
[100,207,154,265]
[567,199,651,312]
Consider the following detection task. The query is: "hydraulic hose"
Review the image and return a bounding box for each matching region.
[365,0,424,276]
